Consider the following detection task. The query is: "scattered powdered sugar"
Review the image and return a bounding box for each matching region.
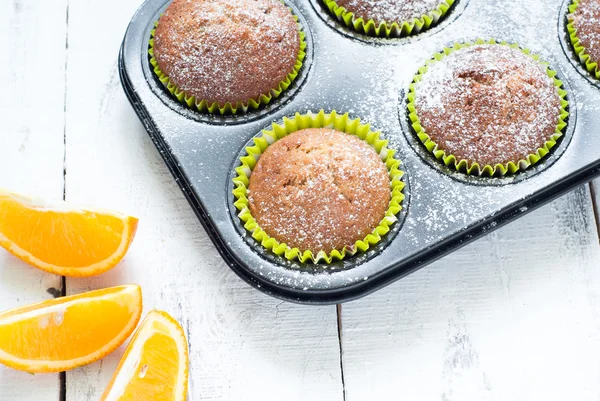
[335,0,447,24]
[153,0,300,106]
[143,0,600,289]
[414,44,563,165]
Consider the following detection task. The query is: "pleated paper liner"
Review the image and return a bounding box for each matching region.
[567,0,600,80]
[148,9,307,115]
[232,110,405,264]
[322,0,455,38]
[407,39,569,177]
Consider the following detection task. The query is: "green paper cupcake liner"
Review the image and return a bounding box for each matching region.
[148,10,307,115]
[323,0,455,38]
[232,110,406,264]
[567,0,600,80]
[407,39,570,177]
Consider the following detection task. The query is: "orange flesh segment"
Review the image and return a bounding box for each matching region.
[102,310,188,401]
[0,189,138,276]
[0,285,142,372]
[0,198,125,266]
[122,327,180,398]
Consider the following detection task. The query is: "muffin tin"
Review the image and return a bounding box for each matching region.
[119,0,600,304]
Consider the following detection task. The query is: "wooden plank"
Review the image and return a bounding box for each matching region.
[340,185,600,401]
[0,0,67,399]
[62,1,344,400]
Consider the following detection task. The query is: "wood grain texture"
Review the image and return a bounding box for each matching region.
[0,0,67,399]
[340,185,600,401]
[62,0,344,400]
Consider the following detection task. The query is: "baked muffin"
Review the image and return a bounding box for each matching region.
[412,44,563,169]
[247,128,390,254]
[568,0,600,78]
[324,0,454,37]
[336,0,447,24]
[152,0,302,110]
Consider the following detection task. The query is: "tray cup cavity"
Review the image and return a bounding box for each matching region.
[228,110,410,270]
[141,0,314,125]
[559,0,600,89]
[401,38,574,186]
[308,0,469,44]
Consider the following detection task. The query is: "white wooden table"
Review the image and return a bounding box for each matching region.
[2,1,600,400]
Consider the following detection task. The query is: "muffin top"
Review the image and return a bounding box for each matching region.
[414,44,562,166]
[248,128,390,254]
[334,0,445,24]
[153,0,300,107]
[570,0,600,66]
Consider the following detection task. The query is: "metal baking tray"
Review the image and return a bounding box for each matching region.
[118,0,600,304]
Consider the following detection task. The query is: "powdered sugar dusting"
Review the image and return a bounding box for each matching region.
[248,129,391,253]
[415,44,562,166]
[335,0,447,24]
[127,0,600,293]
[153,0,300,106]
[571,0,600,64]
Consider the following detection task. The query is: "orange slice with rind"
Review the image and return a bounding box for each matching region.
[0,188,138,277]
[101,310,189,401]
[0,284,143,373]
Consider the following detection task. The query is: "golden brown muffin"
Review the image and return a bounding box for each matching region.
[335,0,446,24]
[570,0,600,67]
[248,128,390,254]
[414,44,562,166]
[153,0,300,107]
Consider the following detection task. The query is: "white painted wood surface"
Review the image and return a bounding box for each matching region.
[341,185,600,401]
[62,1,343,400]
[0,0,67,399]
[3,1,600,401]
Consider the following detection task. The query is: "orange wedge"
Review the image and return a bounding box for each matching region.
[0,285,142,373]
[101,310,189,401]
[0,189,138,277]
